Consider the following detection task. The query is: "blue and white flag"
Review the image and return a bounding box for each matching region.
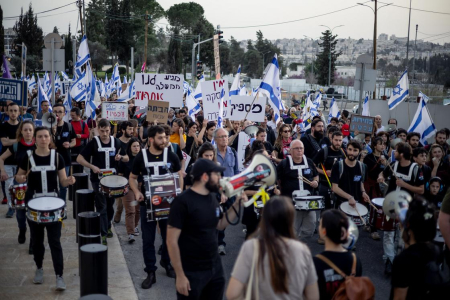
[217,88,225,129]
[183,81,190,94]
[117,81,135,102]
[61,71,70,81]
[123,76,127,84]
[362,94,370,116]
[239,84,248,96]
[259,54,282,124]
[63,88,72,122]
[43,72,51,98]
[229,65,241,97]
[117,75,122,96]
[75,35,91,75]
[85,63,101,119]
[407,91,436,145]
[388,69,409,110]
[111,63,120,85]
[130,80,136,98]
[328,97,341,122]
[54,72,61,93]
[312,92,322,110]
[37,83,52,113]
[28,75,37,92]
[70,70,87,102]
[252,88,259,96]
[186,86,201,121]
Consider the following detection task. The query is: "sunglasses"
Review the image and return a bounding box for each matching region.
[283,130,291,133]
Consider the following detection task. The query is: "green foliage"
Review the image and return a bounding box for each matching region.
[167,28,183,74]
[242,40,261,78]
[219,41,231,75]
[166,2,204,30]
[13,4,44,57]
[86,0,107,44]
[64,24,73,74]
[105,0,121,57]
[229,36,244,73]
[52,26,59,34]
[10,54,41,72]
[316,30,341,85]
[89,41,108,75]
[0,5,4,69]
[104,66,127,74]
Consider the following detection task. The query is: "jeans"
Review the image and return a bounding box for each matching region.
[28,220,63,276]
[177,257,225,300]
[294,210,316,238]
[140,205,170,273]
[91,181,115,236]
[123,190,139,235]
[58,166,70,201]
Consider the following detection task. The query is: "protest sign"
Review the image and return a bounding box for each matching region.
[0,78,28,106]
[229,95,265,122]
[61,81,71,95]
[349,114,375,134]
[102,102,129,121]
[135,73,184,107]
[182,151,191,171]
[201,79,229,121]
[237,131,251,171]
[146,100,170,123]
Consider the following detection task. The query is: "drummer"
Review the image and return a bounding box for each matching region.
[129,125,182,289]
[14,126,75,290]
[276,140,319,238]
[77,118,128,245]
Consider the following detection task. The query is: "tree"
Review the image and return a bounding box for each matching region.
[105,0,121,63]
[242,40,261,78]
[167,28,183,74]
[229,36,244,72]
[0,5,4,70]
[316,30,341,86]
[63,24,73,74]
[13,4,44,57]
[89,41,108,76]
[117,0,134,74]
[219,41,231,75]
[52,26,59,34]
[85,0,107,45]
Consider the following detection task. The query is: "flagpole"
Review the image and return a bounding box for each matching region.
[243,65,272,120]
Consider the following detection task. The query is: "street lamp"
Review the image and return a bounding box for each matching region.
[259,50,271,70]
[357,1,392,98]
[319,25,344,87]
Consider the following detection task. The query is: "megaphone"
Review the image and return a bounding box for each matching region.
[244,125,259,138]
[390,138,402,149]
[220,153,276,198]
[42,112,57,128]
[386,124,397,134]
[383,190,412,224]
[343,218,359,250]
[354,133,365,143]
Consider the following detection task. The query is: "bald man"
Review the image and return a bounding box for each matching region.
[277,140,320,238]
[375,115,385,134]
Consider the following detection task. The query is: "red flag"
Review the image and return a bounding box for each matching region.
[141,62,146,72]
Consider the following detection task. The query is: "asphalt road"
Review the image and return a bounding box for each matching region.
[114,204,391,300]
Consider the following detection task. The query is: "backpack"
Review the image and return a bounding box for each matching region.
[316,253,375,300]
[71,120,88,146]
[422,244,450,298]
[338,160,366,183]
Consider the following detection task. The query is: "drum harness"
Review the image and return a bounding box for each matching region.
[392,161,418,191]
[288,155,311,197]
[94,136,117,178]
[27,149,59,198]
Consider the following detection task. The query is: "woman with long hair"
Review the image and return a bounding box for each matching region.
[272,124,293,164]
[185,142,216,189]
[313,210,363,300]
[15,126,75,290]
[170,118,186,150]
[118,137,142,243]
[185,121,203,167]
[199,121,216,143]
[227,196,319,299]
[426,144,450,186]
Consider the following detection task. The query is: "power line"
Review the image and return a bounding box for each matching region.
[421,31,450,40]
[427,33,450,43]
[377,1,450,15]
[4,2,76,19]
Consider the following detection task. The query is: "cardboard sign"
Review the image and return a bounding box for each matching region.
[237,131,251,171]
[135,73,184,108]
[229,96,265,122]
[0,78,28,105]
[102,102,129,121]
[201,79,229,121]
[146,100,170,123]
[350,114,375,134]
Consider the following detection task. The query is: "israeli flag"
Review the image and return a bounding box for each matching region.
[111,63,120,84]
[217,88,225,129]
[388,69,409,110]
[186,86,201,121]
[407,91,436,145]
[20,71,25,81]
[70,70,87,102]
[229,65,241,96]
[63,88,72,122]
[117,81,135,102]
[28,75,37,92]
[117,75,122,96]
[99,81,106,97]
[37,83,52,114]
[75,35,91,73]
[43,72,51,98]
[313,92,322,110]
[239,84,248,96]
[61,71,70,81]
[302,94,315,130]
[328,97,341,122]
[123,76,127,84]
[362,94,370,116]
[85,63,101,119]
[259,54,282,124]
[194,83,203,101]
[183,81,190,94]
[252,88,259,95]
[54,72,61,93]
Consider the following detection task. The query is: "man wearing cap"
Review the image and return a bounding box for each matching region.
[167,158,247,299]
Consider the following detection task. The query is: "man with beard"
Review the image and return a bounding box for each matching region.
[129,125,182,289]
[258,115,276,146]
[167,158,247,299]
[406,132,421,151]
[425,129,448,154]
[301,119,325,159]
[331,140,370,208]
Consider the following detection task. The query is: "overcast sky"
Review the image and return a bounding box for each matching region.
[3,0,450,44]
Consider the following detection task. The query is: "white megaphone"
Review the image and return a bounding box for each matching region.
[383,190,412,224]
[343,218,359,250]
[244,125,259,138]
[220,153,276,199]
[41,112,58,128]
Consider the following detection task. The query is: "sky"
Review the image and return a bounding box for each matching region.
[3,0,450,44]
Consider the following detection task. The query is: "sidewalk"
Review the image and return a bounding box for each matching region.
[0,197,138,300]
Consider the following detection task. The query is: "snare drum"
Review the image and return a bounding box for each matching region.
[339,202,369,226]
[144,173,181,222]
[294,196,325,211]
[26,197,66,223]
[369,198,396,231]
[100,175,129,198]
[9,183,27,209]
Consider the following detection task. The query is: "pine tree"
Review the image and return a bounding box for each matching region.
[13,4,44,56]
[86,0,106,44]
[0,5,4,71]
[316,30,341,86]
[64,24,73,75]
[167,28,183,74]
[117,0,134,74]
[53,26,59,34]
[229,36,244,73]
[105,0,121,63]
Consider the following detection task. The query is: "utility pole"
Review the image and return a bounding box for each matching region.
[406,0,412,67]
[78,1,84,36]
[82,0,86,37]
[144,11,149,69]
[412,24,418,80]
[72,38,76,77]
[197,35,200,60]
[328,36,331,87]
[372,0,377,99]
[131,47,134,81]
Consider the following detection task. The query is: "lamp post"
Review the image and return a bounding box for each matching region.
[319,25,343,87]
[304,35,319,76]
[357,1,392,98]
[259,50,271,71]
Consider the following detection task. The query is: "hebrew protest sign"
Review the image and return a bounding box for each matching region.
[201,79,229,121]
[146,100,170,123]
[229,95,265,122]
[135,73,184,107]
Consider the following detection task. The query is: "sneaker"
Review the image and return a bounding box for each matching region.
[55,275,66,291]
[160,260,176,278]
[317,237,325,245]
[1,197,7,204]
[363,225,371,233]
[18,228,26,244]
[5,207,14,218]
[33,268,44,284]
[128,234,135,243]
[385,259,393,275]
[107,229,113,238]
[133,227,140,236]
[371,232,381,240]
[102,236,107,246]
[141,271,156,289]
[113,216,120,223]
[218,245,226,255]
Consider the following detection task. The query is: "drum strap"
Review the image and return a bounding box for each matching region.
[27,149,56,195]
[142,148,168,176]
[94,136,115,170]
[288,155,309,192]
[393,161,417,191]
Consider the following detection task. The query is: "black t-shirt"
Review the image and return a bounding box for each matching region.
[229,130,238,152]
[331,161,364,203]
[313,252,362,300]
[418,165,432,186]
[118,137,129,156]
[54,122,77,166]
[9,142,36,167]
[0,122,20,165]
[301,134,326,160]
[382,162,424,198]
[313,146,346,183]
[244,141,273,158]
[390,243,441,300]
[363,153,386,181]
[80,136,123,183]
[19,150,65,201]
[185,136,195,156]
[118,155,142,182]
[168,189,221,271]
[277,157,318,197]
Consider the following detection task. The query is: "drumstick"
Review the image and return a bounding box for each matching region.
[369,202,378,211]
[299,176,312,185]
[354,206,366,226]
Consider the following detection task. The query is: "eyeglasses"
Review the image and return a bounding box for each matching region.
[291,147,304,151]
[283,130,291,133]
[216,135,228,139]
